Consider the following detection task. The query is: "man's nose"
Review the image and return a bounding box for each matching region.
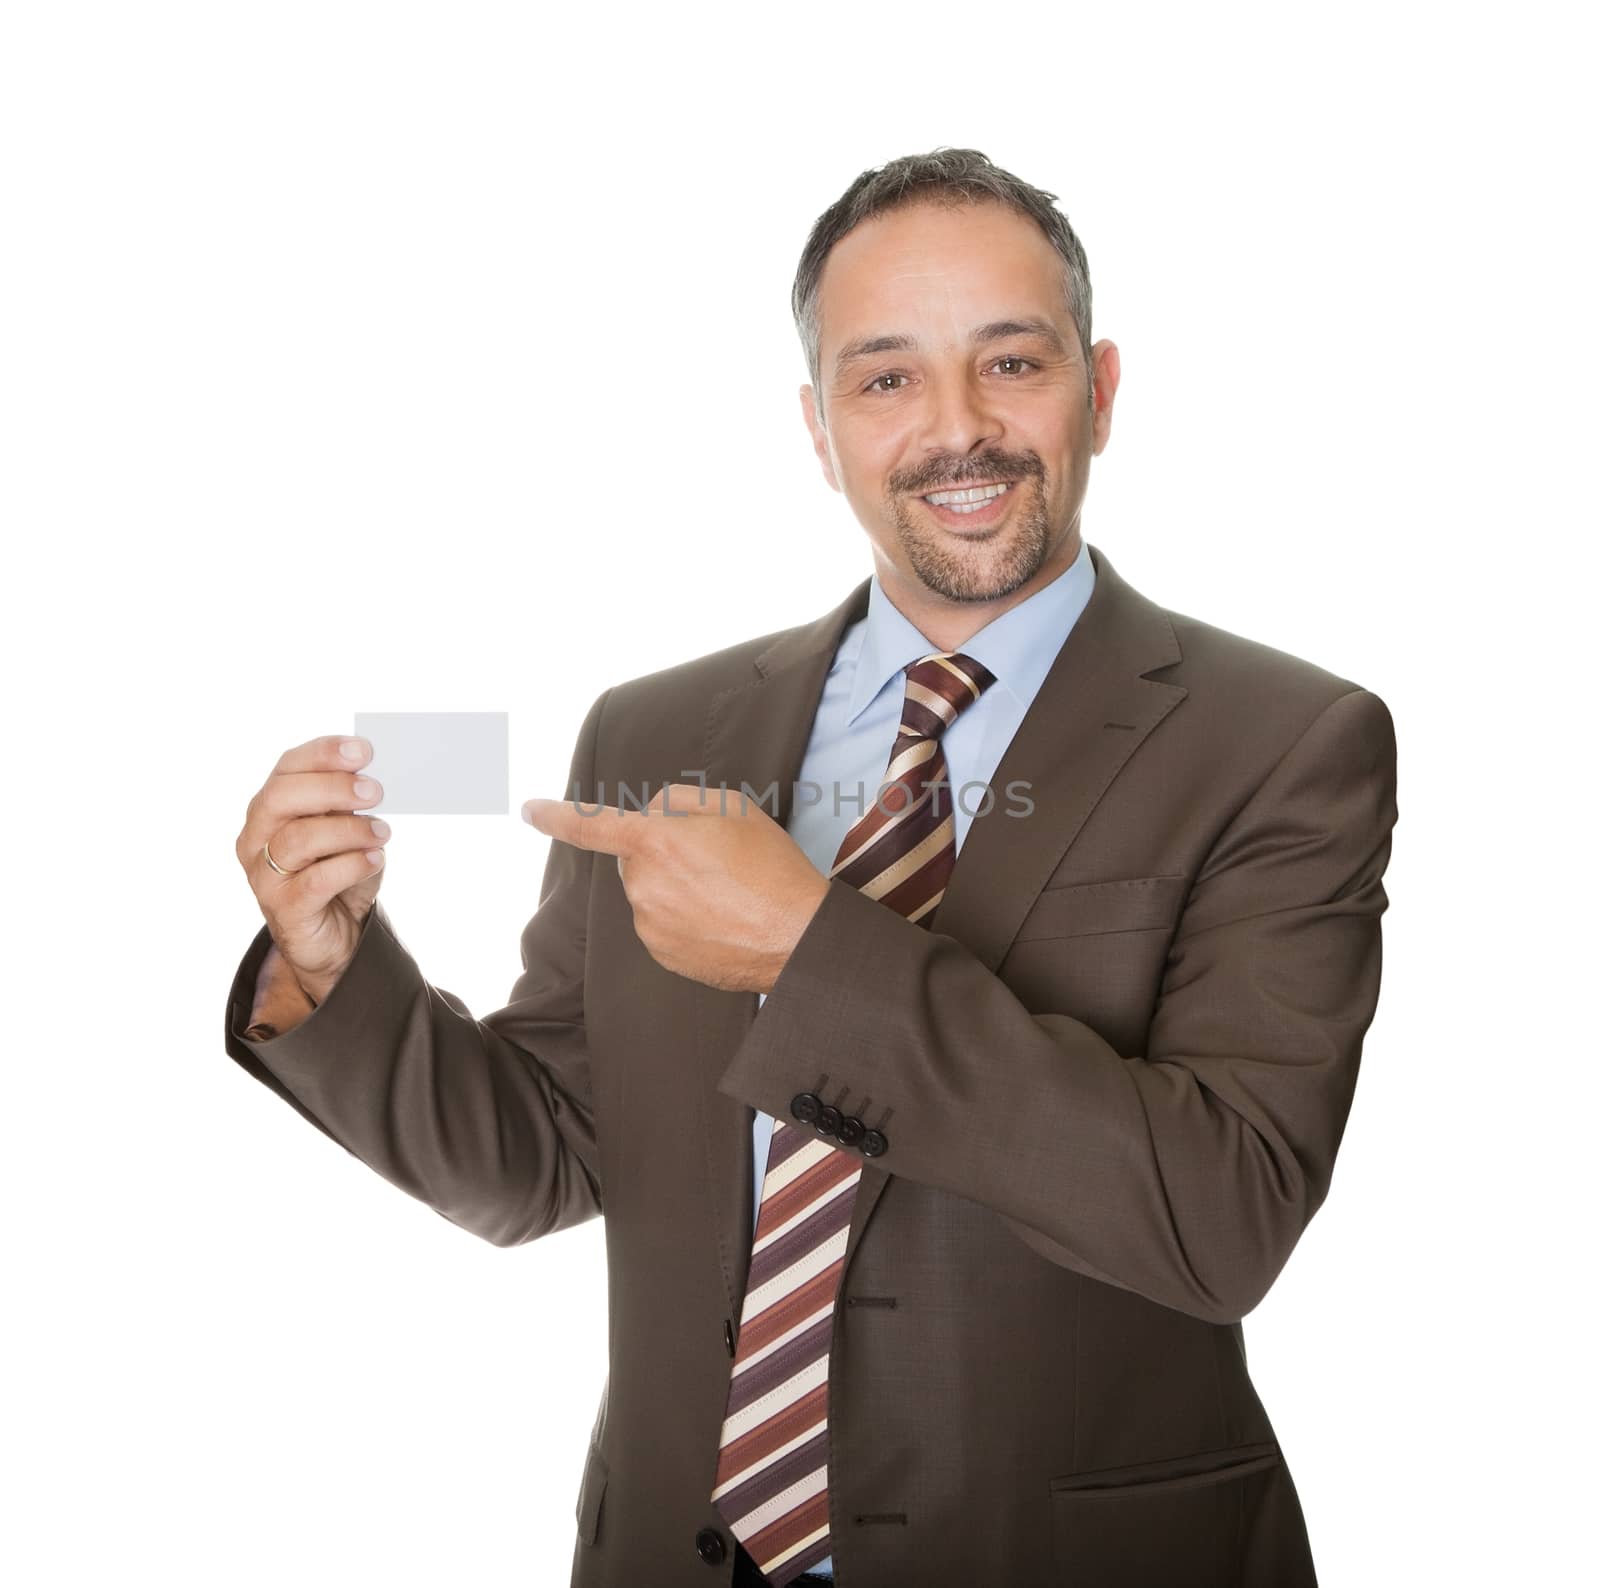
[916,370,1003,460]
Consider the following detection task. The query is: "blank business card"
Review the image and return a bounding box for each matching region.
[350,711,509,814]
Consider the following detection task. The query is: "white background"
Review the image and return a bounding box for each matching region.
[5,2,1594,1582]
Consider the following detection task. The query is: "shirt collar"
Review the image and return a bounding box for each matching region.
[844,537,1096,726]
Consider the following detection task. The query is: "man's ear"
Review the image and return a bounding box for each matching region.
[799,384,841,492]
[1089,339,1121,457]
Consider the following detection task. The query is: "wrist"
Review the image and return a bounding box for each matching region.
[762,873,830,992]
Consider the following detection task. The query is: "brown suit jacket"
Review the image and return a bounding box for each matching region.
[224,542,1399,1586]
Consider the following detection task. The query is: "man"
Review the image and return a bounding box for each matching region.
[227,148,1398,1587]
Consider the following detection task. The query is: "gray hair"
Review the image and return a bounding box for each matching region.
[792,147,1094,425]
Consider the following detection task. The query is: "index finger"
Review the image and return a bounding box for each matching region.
[271,734,374,775]
[522,797,649,856]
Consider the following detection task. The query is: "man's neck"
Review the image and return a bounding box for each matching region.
[876,530,1083,652]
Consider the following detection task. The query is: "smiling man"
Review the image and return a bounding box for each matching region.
[227,148,1398,1588]
[798,191,1110,634]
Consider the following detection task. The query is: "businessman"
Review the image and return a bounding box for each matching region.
[227,148,1399,1586]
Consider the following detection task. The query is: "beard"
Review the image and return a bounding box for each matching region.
[884,471,1056,604]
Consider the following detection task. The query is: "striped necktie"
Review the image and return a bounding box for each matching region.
[709,648,999,1585]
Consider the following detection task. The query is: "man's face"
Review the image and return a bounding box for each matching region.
[800,198,1117,606]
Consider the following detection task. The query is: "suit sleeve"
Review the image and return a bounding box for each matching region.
[240,940,318,1042]
[717,686,1399,1324]
[222,687,612,1248]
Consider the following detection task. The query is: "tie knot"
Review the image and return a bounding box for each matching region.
[899,650,998,740]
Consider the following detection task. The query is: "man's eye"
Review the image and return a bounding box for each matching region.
[864,359,1033,393]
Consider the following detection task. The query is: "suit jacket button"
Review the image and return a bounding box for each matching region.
[790,1092,821,1124]
[836,1115,865,1147]
[694,1527,726,1565]
[860,1129,889,1158]
[816,1104,842,1136]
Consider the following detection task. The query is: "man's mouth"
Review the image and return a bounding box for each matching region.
[920,480,1013,512]
[917,480,1016,522]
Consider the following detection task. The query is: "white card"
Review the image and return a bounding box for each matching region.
[350,711,509,814]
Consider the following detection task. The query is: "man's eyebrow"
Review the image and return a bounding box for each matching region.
[832,317,1068,379]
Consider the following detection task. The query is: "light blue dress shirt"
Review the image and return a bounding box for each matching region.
[746,538,1096,1578]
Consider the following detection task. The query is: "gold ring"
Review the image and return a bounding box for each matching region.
[263,837,298,877]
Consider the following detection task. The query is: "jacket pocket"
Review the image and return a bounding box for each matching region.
[575,1439,609,1546]
[1049,1440,1280,1587]
[1013,874,1188,944]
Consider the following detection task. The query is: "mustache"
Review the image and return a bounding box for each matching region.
[889,452,1044,496]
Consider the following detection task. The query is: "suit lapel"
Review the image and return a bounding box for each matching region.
[694,543,1189,1318]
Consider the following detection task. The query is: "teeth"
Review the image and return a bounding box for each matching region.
[925,482,1010,507]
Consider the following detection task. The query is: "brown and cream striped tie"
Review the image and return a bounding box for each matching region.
[709,648,998,1585]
